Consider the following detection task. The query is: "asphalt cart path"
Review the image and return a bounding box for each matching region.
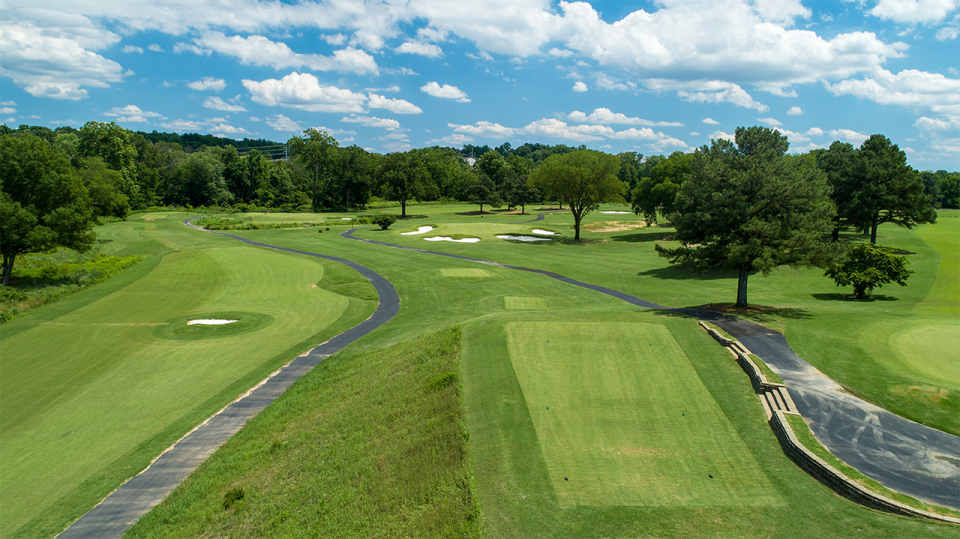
[343,228,960,512]
[58,222,400,539]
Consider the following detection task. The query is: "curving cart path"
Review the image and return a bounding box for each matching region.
[57,221,400,539]
[342,228,960,512]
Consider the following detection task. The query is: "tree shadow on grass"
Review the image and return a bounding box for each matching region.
[812,292,899,302]
[610,232,673,243]
[637,266,732,281]
[650,302,814,324]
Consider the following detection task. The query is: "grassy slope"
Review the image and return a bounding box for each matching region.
[1,213,377,538]
[125,327,481,539]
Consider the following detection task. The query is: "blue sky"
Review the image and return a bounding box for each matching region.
[1,0,958,169]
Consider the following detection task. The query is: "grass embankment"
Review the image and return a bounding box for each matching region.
[126,327,481,538]
[1,213,377,538]
[0,248,142,322]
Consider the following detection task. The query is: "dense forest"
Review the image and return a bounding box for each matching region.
[1,121,957,220]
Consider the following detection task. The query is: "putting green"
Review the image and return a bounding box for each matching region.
[914,216,960,317]
[504,296,548,310]
[505,321,779,507]
[441,268,490,277]
[891,322,960,384]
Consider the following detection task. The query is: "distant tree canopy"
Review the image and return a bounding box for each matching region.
[631,150,690,224]
[0,122,949,245]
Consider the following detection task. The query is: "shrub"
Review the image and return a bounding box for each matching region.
[372,215,397,230]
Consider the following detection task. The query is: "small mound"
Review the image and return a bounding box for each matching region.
[496,235,550,242]
[188,319,238,325]
[424,236,480,243]
[600,211,632,214]
[401,226,435,235]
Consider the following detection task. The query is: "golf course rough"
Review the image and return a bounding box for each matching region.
[505,321,781,507]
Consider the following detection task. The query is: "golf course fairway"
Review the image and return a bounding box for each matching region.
[0,213,377,538]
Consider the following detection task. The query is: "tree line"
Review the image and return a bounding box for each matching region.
[1,121,957,298]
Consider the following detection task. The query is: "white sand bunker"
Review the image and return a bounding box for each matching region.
[425,236,480,243]
[496,235,550,242]
[600,211,632,214]
[341,217,352,220]
[402,226,435,235]
[532,229,559,235]
[188,319,238,325]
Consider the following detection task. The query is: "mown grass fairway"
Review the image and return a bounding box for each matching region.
[504,296,548,310]
[0,213,376,538]
[505,321,778,507]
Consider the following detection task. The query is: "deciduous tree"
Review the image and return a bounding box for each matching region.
[825,243,912,299]
[529,149,623,240]
[1,134,96,285]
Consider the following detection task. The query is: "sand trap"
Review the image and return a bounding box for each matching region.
[497,235,550,242]
[402,226,435,235]
[188,319,238,325]
[600,211,632,214]
[532,229,559,235]
[424,236,480,243]
[341,217,352,220]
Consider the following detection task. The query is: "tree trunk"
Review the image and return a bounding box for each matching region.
[2,253,15,286]
[832,227,839,242]
[870,214,879,244]
[521,201,525,214]
[479,203,484,215]
[736,263,750,307]
[401,198,407,218]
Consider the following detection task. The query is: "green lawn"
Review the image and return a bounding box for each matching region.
[0,213,376,538]
[504,321,778,507]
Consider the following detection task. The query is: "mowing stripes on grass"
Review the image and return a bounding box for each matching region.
[505,321,780,507]
[504,296,548,310]
[441,268,491,278]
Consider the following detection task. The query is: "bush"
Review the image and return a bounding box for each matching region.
[824,243,912,298]
[372,215,397,230]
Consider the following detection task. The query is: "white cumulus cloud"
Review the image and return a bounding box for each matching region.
[243,72,367,113]
[188,77,226,91]
[572,81,588,92]
[122,45,143,53]
[395,41,443,58]
[265,114,302,132]
[420,81,470,102]
[824,67,960,115]
[102,104,165,122]
[368,93,422,114]
[787,106,803,115]
[869,0,959,24]
[180,32,378,75]
[341,115,402,130]
[568,108,682,126]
